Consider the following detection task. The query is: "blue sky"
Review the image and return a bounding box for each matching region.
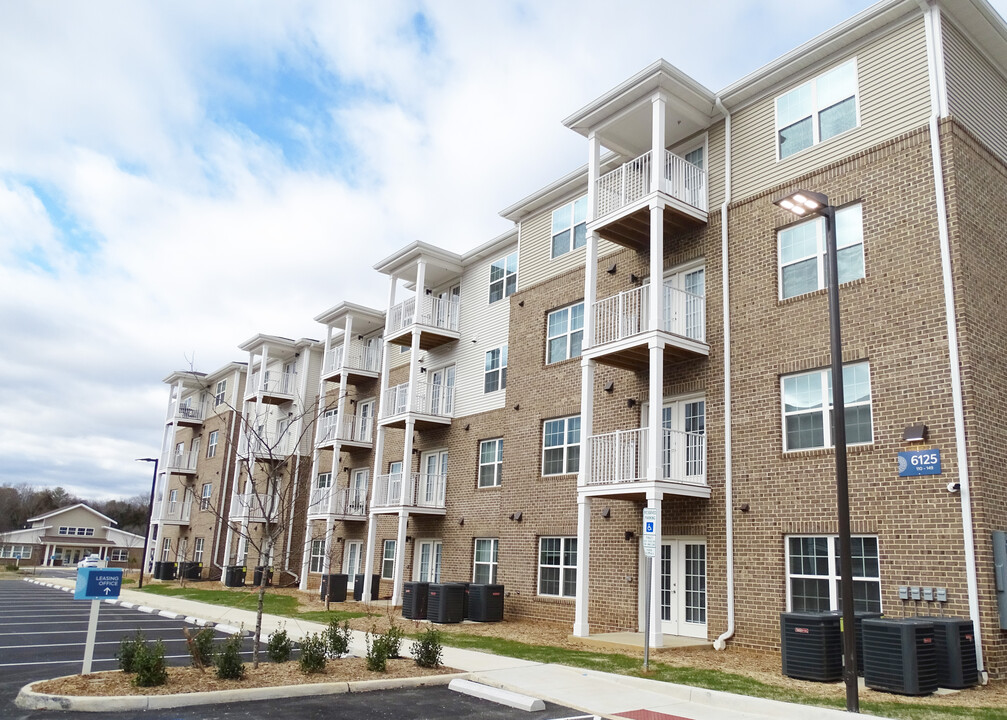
[1,0,1005,500]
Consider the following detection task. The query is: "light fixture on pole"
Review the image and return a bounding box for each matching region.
[774,188,859,713]
[135,457,159,590]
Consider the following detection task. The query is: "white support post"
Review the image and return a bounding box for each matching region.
[362,512,378,603]
[322,518,335,576]
[651,94,666,193]
[82,598,101,674]
[587,133,600,221]
[298,521,314,591]
[573,496,591,636]
[392,510,408,606]
[647,492,663,648]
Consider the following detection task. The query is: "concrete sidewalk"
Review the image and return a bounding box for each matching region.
[28,578,887,720]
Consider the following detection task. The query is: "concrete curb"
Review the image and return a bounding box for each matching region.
[15,672,470,712]
[449,678,545,712]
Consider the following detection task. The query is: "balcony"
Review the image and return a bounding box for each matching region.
[168,400,206,427]
[385,295,460,350]
[378,380,454,429]
[593,150,707,250]
[322,339,382,383]
[316,413,373,449]
[245,370,296,405]
[166,449,198,475]
[231,491,279,522]
[582,427,709,499]
[372,472,446,514]
[586,283,707,369]
[239,431,298,460]
[307,486,368,520]
[161,499,192,525]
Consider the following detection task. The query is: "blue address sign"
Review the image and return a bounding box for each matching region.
[898,449,941,477]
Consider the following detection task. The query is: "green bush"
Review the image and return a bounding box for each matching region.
[267,626,293,663]
[298,632,327,674]
[133,639,168,687]
[117,630,145,673]
[4,564,19,572]
[383,624,405,658]
[188,628,216,668]
[410,627,443,668]
[325,619,352,658]
[365,626,403,672]
[214,633,245,680]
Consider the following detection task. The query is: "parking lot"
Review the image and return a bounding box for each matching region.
[0,579,587,720]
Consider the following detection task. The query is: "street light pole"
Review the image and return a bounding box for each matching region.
[775,190,858,712]
[135,458,159,590]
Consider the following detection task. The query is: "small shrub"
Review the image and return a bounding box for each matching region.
[133,639,168,687]
[383,624,405,658]
[365,630,387,672]
[117,630,145,673]
[411,627,443,668]
[215,633,245,680]
[299,632,327,674]
[187,628,216,668]
[4,564,19,572]
[325,619,352,658]
[267,626,293,663]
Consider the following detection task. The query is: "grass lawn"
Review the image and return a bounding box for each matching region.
[137,584,371,623]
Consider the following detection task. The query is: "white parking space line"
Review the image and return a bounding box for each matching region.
[0,638,195,650]
[0,651,256,669]
[0,627,210,636]
[1,619,190,627]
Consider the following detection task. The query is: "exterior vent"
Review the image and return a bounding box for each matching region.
[467,584,504,622]
[780,612,843,682]
[427,583,465,623]
[863,618,938,696]
[402,581,429,620]
[925,617,979,689]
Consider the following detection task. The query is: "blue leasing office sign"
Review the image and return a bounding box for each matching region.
[74,567,123,600]
[898,449,942,477]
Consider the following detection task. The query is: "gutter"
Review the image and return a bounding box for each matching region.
[211,401,239,576]
[713,97,735,651]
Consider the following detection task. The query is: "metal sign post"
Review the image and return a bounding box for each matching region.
[642,508,657,671]
[74,567,123,674]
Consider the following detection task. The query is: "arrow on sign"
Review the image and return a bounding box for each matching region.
[104,587,112,595]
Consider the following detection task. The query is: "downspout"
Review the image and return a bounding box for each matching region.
[714,97,735,651]
[919,0,984,677]
[283,349,313,583]
[211,398,240,575]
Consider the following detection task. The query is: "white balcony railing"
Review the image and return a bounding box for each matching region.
[317,413,373,446]
[586,428,706,485]
[163,499,192,523]
[308,486,367,517]
[596,150,706,219]
[239,431,297,459]
[169,400,206,424]
[233,491,279,522]
[386,295,460,337]
[380,380,454,419]
[246,370,296,399]
[167,449,198,473]
[372,472,446,509]
[325,339,382,377]
[593,283,706,347]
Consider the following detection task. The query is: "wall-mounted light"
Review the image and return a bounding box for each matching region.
[509,511,523,522]
[344,467,351,474]
[406,536,414,543]
[459,517,465,526]
[464,424,470,431]
[349,398,357,405]
[629,273,640,284]
[513,404,520,411]
[601,507,611,519]
[425,289,432,295]
[358,334,364,340]
[420,367,427,373]
[903,423,928,443]
[603,381,614,393]
[518,300,525,307]
[626,398,637,408]
[607,263,617,274]
[625,531,635,541]
[739,503,750,513]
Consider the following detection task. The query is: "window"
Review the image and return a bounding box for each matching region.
[58,527,68,535]
[161,538,172,562]
[546,303,584,364]
[310,539,326,573]
[316,472,332,489]
[200,483,212,511]
[168,489,178,510]
[478,439,503,488]
[110,549,128,562]
[193,538,204,564]
[777,59,858,159]
[381,540,396,580]
[206,430,218,458]
[779,204,864,299]
[782,362,872,451]
[787,536,881,613]
[214,379,227,406]
[473,538,499,584]
[489,252,518,303]
[539,537,577,597]
[543,416,580,475]
[1,545,32,559]
[484,346,507,393]
[551,196,587,258]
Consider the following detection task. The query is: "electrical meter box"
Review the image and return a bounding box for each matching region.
[993,530,1007,630]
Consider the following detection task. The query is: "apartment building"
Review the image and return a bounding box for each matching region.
[151,0,1007,678]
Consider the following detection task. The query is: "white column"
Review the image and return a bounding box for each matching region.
[322,519,335,576]
[573,496,591,636]
[392,510,409,605]
[298,521,314,590]
[651,93,666,192]
[587,133,600,220]
[647,491,664,648]
[362,512,379,602]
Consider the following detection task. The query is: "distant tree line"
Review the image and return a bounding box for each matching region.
[0,484,150,536]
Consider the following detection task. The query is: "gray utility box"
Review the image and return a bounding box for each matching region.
[994,530,1007,630]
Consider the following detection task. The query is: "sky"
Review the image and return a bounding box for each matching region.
[2,0,1006,501]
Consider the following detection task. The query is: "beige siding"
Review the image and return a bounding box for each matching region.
[37,507,106,535]
[943,20,1007,164]
[707,119,727,209]
[731,16,930,201]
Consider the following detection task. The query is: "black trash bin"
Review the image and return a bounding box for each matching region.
[402,582,429,619]
[428,583,465,624]
[161,562,178,581]
[152,561,164,580]
[353,574,381,601]
[224,565,246,587]
[180,562,202,580]
[252,566,273,587]
[320,574,348,602]
[468,584,504,622]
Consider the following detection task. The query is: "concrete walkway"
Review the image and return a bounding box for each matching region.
[29,578,888,720]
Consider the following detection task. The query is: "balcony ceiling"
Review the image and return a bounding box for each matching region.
[315,301,386,335]
[373,241,464,287]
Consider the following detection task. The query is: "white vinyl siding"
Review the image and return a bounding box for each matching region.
[943,21,1007,164]
[518,203,622,290]
[776,60,859,159]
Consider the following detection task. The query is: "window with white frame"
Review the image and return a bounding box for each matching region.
[200,483,212,511]
[193,537,204,563]
[1,545,32,559]
[489,252,518,303]
[473,538,499,584]
[484,346,507,393]
[546,303,584,364]
[551,196,587,258]
[381,540,396,580]
[478,439,503,488]
[539,537,577,597]
[782,362,872,451]
[542,416,580,475]
[214,379,227,406]
[776,59,858,159]
[161,538,172,561]
[110,549,128,562]
[207,430,218,458]
[310,539,326,573]
[787,536,881,613]
[779,204,864,299]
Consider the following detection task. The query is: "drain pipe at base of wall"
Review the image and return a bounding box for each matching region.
[714,97,734,652]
